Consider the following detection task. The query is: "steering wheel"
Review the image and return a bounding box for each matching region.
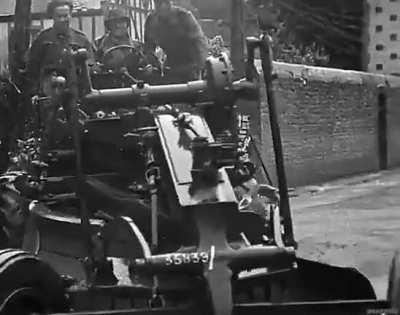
[103,44,160,74]
[102,45,142,72]
[103,45,139,59]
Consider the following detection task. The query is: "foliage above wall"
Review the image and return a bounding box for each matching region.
[272,0,364,69]
[193,0,365,70]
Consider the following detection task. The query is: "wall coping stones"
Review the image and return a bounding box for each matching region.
[254,59,400,88]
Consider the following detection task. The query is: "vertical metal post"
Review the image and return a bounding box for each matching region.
[11,0,32,86]
[259,34,296,248]
[134,0,140,40]
[11,0,32,139]
[78,10,83,31]
[230,0,245,78]
[63,51,94,272]
[92,16,96,42]
[139,0,143,41]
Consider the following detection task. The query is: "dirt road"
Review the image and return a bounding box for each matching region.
[291,168,400,299]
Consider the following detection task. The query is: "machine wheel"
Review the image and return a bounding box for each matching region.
[0,249,68,314]
[102,216,152,286]
[388,250,400,309]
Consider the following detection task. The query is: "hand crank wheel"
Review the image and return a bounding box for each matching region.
[0,249,68,314]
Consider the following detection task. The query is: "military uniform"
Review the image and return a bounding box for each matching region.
[93,8,161,82]
[94,8,141,66]
[26,24,94,154]
[26,27,94,95]
[144,4,209,82]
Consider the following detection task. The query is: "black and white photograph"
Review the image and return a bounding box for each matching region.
[0,0,399,314]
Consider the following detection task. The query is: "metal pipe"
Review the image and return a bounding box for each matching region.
[259,34,296,248]
[62,50,95,267]
[84,80,209,106]
[84,79,257,109]
[132,245,295,274]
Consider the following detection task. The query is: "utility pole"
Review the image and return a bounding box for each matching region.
[10,0,32,87]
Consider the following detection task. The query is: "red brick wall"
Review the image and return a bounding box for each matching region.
[258,62,386,187]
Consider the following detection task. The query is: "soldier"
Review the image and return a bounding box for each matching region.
[25,0,95,156]
[94,8,160,82]
[144,0,209,83]
[26,0,94,97]
[94,8,138,61]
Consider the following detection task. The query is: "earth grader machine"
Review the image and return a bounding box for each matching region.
[1,5,400,315]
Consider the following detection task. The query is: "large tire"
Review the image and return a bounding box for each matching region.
[0,249,68,314]
[388,250,400,309]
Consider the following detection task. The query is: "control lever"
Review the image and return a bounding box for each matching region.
[120,67,139,84]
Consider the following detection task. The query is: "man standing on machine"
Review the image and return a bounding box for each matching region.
[95,7,161,82]
[25,0,94,154]
[94,8,138,62]
[26,0,94,97]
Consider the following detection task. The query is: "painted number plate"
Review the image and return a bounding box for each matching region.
[165,252,209,266]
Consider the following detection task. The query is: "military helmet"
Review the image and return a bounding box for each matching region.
[104,8,130,29]
[47,0,74,17]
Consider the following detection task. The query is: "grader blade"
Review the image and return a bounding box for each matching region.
[234,258,376,303]
[292,259,376,301]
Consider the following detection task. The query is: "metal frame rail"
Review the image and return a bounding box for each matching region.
[50,300,390,315]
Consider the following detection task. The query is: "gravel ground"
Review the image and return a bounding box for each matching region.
[291,168,400,299]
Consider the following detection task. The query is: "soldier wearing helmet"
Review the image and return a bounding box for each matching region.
[144,0,209,83]
[26,0,95,96]
[94,7,160,82]
[94,8,138,61]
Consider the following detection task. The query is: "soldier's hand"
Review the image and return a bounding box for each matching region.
[143,64,154,73]
[31,95,40,105]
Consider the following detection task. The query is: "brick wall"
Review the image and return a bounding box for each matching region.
[257,62,391,187]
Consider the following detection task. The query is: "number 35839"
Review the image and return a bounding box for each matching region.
[165,252,209,266]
